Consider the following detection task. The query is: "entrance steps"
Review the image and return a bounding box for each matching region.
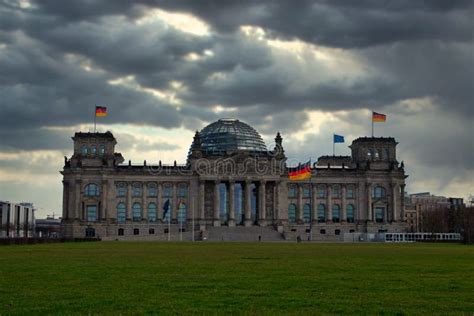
[206,225,284,242]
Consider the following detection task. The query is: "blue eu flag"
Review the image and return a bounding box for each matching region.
[334,134,345,143]
[162,199,170,220]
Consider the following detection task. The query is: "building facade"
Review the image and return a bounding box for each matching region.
[0,201,36,238]
[61,119,408,241]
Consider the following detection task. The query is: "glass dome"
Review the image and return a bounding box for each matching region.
[198,118,268,155]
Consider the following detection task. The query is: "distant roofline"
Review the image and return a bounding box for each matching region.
[73,131,115,139]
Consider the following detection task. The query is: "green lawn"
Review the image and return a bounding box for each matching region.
[0,242,473,315]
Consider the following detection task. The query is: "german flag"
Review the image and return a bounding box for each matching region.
[372,111,386,122]
[95,106,107,117]
[288,160,312,181]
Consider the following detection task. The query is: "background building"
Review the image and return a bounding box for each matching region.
[61,118,408,241]
[0,201,36,238]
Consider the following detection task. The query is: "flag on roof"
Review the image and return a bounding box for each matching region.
[334,134,345,143]
[372,111,386,122]
[95,106,107,117]
[288,160,312,181]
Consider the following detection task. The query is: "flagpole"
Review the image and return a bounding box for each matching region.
[180,201,183,242]
[168,205,171,241]
[309,158,313,242]
[94,105,97,133]
[371,111,374,137]
[333,134,335,156]
[192,194,195,242]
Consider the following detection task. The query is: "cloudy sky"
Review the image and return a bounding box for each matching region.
[0,0,473,217]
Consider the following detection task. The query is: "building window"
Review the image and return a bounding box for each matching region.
[374,149,380,159]
[178,184,187,198]
[303,186,311,198]
[99,144,106,156]
[148,183,157,197]
[320,229,326,235]
[117,183,126,197]
[84,183,100,197]
[373,186,386,198]
[118,228,124,236]
[148,203,157,222]
[288,185,297,198]
[375,207,384,223]
[149,228,155,235]
[132,183,142,197]
[303,204,311,223]
[163,200,171,222]
[178,202,186,223]
[317,204,326,222]
[117,203,126,223]
[288,204,296,223]
[367,149,373,159]
[132,203,142,222]
[81,145,88,155]
[318,185,326,198]
[91,145,97,155]
[163,184,172,198]
[335,229,341,235]
[332,185,341,198]
[332,204,341,222]
[383,148,389,160]
[86,205,97,222]
[346,185,354,199]
[133,228,139,235]
[347,204,355,223]
[85,227,95,237]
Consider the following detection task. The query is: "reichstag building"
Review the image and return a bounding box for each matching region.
[61,118,408,241]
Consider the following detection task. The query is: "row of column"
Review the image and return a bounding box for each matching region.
[199,180,271,227]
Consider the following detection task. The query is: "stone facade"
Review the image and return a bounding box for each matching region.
[61,119,408,241]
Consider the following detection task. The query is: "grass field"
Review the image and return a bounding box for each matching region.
[0,242,473,315]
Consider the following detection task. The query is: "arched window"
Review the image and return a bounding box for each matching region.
[84,183,100,197]
[303,204,311,223]
[178,184,187,197]
[332,185,341,198]
[332,204,341,222]
[346,185,355,199]
[163,184,172,198]
[148,203,157,222]
[303,186,311,198]
[99,144,106,156]
[178,202,186,223]
[132,183,142,197]
[317,204,326,222]
[288,185,297,198]
[148,183,157,197]
[132,203,142,222]
[81,145,88,155]
[116,183,126,197]
[347,204,355,223]
[288,204,296,223]
[91,145,97,155]
[318,185,326,198]
[117,203,126,223]
[373,186,386,198]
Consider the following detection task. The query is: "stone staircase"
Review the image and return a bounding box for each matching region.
[206,226,284,242]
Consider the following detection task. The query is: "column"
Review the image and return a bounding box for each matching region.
[392,184,398,222]
[311,184,317,223]
[259,180,266,226]
[157,183,163,222]
[107,179,115,221]
[297,185,303,222]
[142,182,147,221]
[228,181,235,226]
[172,183,178,222]
[326,185,332,222]
[213,180,220,227]
[244,180,252,227]
[126,182,132,221]
[341,185,347,222]
[68,179,76,220]
[101,180,108,221]
[75,180,81,220]
[199,181,205,221]
[367,183,372,221]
